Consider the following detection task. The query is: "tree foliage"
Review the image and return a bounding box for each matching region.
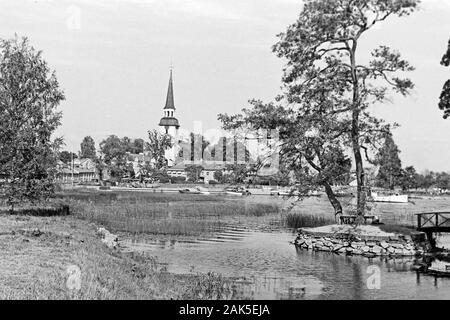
[146,130,172,170]
[439,39,450,119]
[99,135,129,181]
[219,0,418,218]
[399,166,418,191]
[185,165,203,182]
[0,36,65,209]
[59,150,77,164]
[375,133,403,190]
[80,136,96,159]
[274,0,417,216]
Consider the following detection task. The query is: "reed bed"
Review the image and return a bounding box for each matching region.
[67,191,281,236]
[283,212,335,229]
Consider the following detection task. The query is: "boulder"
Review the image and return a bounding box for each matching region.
[380,241,389,249]
[97,227,119,249]
[371,245,382,254]
[362,246,370,253]
[387,246,395,254]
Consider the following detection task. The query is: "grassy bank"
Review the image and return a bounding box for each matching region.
[0,214,240,299]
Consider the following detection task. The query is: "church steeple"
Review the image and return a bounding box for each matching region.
[164,69,175,110]
[159,69,180,134]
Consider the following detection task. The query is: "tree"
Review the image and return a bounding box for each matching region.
[185,165,203,182]
[219,99,352,217]
[59,151,77,164]
[99,135,128,181]
[213,170,223,183]
[0,36,65,210]
[80,136,96,159]
[146,130,172,170]
[435,172,450,191]
[375,133,403,190]
[271,0,417,217]
[439,39,450,119]
[132,138,144,154]
[399,166,418,191]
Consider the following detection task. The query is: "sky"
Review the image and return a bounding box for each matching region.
[1,0,449,172]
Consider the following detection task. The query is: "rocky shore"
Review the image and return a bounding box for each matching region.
[294,225,431,258]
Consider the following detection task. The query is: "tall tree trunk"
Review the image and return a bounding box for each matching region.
[350,42,366,218]
[322,182,343,222]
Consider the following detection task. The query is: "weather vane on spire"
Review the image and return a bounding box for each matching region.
[170,59,174,72]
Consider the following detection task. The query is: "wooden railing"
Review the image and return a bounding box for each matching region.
[416,212,450,232]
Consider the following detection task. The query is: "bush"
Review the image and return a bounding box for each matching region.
[170,176,186,184]
[208,180,219,185]
[158,177,170,183]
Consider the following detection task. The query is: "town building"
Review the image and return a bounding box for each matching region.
[56,158,98,183]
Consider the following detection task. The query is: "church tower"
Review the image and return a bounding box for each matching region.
[158,69,180,167]
[158,69,180,136]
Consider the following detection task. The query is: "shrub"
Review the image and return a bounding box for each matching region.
[158,177,170,183]
[171,176,186,184]
[208,180,218,185]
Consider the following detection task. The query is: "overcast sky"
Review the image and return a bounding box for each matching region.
[1,0,449,171]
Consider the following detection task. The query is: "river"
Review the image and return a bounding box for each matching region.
[122,222,450,300]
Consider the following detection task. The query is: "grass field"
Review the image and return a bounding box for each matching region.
[0,214,242,299]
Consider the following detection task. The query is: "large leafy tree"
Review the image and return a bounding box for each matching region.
[375,133,402,190]
[146,129,172,170]
[219,100,351,217]
[439,39,450,119]
[185,165,203,182]
[271,0,418,216]
[0,36,65,209]
[80,136,96,159]
[399,165,418,191]
[99,135,128,181]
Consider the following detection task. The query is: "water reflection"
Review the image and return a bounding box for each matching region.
[122,225,450,300]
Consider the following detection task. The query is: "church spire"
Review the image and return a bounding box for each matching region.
[164,69,175,110]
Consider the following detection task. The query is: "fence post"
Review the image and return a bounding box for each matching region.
[417,214,421,229]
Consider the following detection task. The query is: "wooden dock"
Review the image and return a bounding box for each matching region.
[416,212,450,233]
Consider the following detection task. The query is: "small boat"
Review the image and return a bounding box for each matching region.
[370,192,408,203]
[179,188,201,194]
[226,190,243,196]
[196,187,211,195]
[427,260,450,277]
[225,187,251,196]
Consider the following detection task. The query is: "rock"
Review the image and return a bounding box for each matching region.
[391,243,404,249]
[338,247,347,254]
[363,252,376,258]
[380,241,389,249]
[394,248,404,255]
[366,242,377,247]
[372,245,382,254]
[387,246,395,254]
[353,249,362,255]
[97,227,119,249]
[362,246,370,253]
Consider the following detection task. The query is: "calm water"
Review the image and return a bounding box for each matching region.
[122,223,450,300]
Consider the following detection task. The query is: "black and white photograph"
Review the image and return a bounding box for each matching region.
[0,0,449,307]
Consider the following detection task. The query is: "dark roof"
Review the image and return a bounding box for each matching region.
[159,117,180,127]
[164,70,175,110]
